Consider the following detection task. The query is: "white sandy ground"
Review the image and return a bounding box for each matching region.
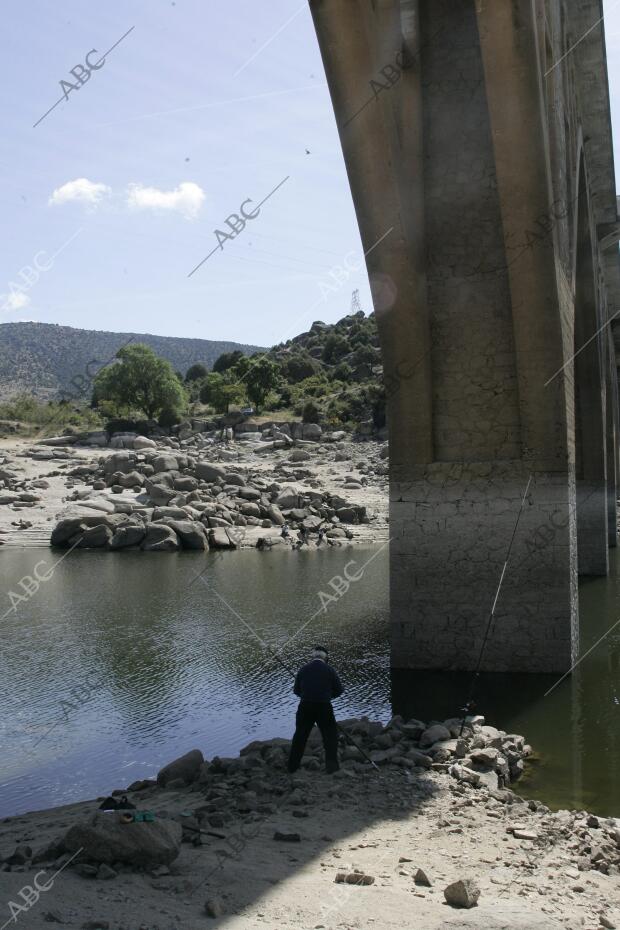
[0,437,390,550]
[1,762,619,930]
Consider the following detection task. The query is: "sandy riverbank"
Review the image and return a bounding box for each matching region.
[1,715,619,930]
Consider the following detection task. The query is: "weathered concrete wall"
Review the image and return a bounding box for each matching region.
[421,0,522,463]
[390,463,577,672]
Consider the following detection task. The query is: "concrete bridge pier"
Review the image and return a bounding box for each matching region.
[310,0,620,673]
[390,464,577,673]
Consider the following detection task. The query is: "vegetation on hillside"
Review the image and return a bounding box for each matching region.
[184,311,385,431]
[0,322,263,401]
[0,310,386,435]
[0,394,103,436]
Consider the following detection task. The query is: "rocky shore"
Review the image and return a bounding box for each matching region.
[0,424,389,551]
[1,714,619,930]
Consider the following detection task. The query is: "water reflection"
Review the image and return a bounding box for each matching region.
[1,544,620,817]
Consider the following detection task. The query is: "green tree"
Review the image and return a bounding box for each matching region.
[331,361,353,382]
[93,343,187,421]
[199,372,245,414]
[281,353,320,383]
[233,356,280,413]
[322,333,349,364]
[185,363,208,382]
[213,349,244,374]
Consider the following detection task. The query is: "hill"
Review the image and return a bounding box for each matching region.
[0,322,264,400]
[266,310,384,430]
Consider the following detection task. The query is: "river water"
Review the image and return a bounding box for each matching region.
[1,544,619,818]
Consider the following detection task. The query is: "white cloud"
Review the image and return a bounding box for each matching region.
[49,178,111,207]
[126,181,205,219]
[1,292,31,313]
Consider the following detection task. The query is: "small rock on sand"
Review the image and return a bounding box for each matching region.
[415,867,432,886]
[444,878,480,908]
[205,897,225,918]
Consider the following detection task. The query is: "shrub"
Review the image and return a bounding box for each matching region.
[302,401,320,424]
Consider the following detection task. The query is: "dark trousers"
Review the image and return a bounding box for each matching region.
[288,701,339,773]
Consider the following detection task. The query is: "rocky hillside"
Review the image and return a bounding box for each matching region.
[256,311,384,431]
[0,323,264,401]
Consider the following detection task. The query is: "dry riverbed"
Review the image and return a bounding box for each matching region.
[0,433,389,551]
[1,715,619,930]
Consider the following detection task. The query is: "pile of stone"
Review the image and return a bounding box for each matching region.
[537,809,620,876]
[39,418,344,451]
[50,446,369,551]
[0,714,531,881]
[0,456,46,509]
[138,713,530,796]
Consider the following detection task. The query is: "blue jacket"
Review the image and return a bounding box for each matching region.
[293,659,343,703]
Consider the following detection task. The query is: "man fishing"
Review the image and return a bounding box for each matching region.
[287,645,343,774]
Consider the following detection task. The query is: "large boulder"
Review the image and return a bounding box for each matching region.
[152,507,189,521]
[133,436,157,450]
[420,724,451,748]
[224,473,246,486]
[62,813,182,867]
[275,486,299,510]
[84,430,108,446]
[166,520,208,550]
[117,470,144,489]
[302,423,322,441]
[144,479,176,505]
[240,502,261,518]
[152,454,179,474]
[109,525,146,549]
[141,524,180,551]
[208,527,237,549]
[102,452,135,476]
[195,462,227,482]
[267,503,285,526]
[157,749,204,787]
[73,524,113,548]
[237,486,261,501]
[51,514,126,547]
[173,476,198,492]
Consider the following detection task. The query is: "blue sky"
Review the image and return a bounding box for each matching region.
[1,0,619,347]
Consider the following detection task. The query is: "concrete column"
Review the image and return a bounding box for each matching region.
[391,463,575,673]
[311,0,599,673]
[393,0,576,672]
[606,354,619,548]
[573,164,609,576]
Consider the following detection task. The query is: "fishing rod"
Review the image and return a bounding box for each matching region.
[193,571,381,772]
[459,474,533,737]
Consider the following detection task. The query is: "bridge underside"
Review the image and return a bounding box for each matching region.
[311,0,620,672]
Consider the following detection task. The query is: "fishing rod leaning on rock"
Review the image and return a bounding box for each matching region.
[459,475,533,737]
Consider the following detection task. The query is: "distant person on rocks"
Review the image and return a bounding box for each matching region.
[281,523,290,541]
[298,526,309,547]
[316,527,326,547]
[288,645,343,774]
